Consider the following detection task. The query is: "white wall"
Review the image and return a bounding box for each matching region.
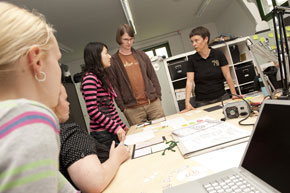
[132,22,219,56]
[66,0,260,126]
[67,0,261,74]
[215,0,256,37]
[67,22,220,76]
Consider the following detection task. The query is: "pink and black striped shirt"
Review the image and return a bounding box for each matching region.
[81,73,126,133]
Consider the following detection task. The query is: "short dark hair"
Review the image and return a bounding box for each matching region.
[189,26,210,44]
[116,24,135,45]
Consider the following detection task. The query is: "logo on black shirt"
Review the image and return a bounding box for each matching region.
[212,60,220,67]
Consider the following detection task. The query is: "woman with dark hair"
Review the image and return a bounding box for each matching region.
[81,42,127,148]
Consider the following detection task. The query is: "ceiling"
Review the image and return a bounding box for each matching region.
[7,0,231,63]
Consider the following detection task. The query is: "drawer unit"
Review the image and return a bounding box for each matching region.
[240,82,256,94]
[235,62,256,84]
[167,57,187,81]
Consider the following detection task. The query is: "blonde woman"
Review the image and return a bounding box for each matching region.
[0,2,77,193]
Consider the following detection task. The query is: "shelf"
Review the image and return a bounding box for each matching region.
[244,91,263,98]
[239,81,254,87]
[165,51,194,62]
[172,77,187,83]
[225,37,249,45]
[232,59,253,66]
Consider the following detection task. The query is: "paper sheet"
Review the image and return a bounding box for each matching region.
[188,116,210,125]
[134,147,152,158]
[142,125,156,132]
[135,137,164,149]
[173,117,223,137]
[132,136,168,159]
[151,143,168,153]
[125,131,155,145]
[183,110,203,117]
[162,117,189,129]
[191,142,248,173]
[179,122,250,153]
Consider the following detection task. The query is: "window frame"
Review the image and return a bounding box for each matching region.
[143,42,172,58]
[256,0,289,21]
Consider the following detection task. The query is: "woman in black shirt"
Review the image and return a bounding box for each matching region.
[53,85,130,192]
[183,26,238,111]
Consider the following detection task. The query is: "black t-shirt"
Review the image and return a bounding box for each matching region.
[59,123,109,189]
[187,49,228,101]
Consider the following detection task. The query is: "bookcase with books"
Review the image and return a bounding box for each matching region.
[163,37,258,112]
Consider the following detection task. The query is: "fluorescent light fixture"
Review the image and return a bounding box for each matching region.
[195,0,212,17]
[120,0,137,34]
[58,42,74,54]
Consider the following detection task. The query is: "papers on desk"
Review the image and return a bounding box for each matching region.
[191,142,248,173]
[124,131,155,145]
[132,136,168,159]
[172,117,251,158]
[161,117,189,130]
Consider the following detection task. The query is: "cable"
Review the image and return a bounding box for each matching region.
[238,110,254,126]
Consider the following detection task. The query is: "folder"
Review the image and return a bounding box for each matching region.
[172,119,251,158]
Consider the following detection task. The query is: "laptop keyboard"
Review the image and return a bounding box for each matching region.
[203,174,260,193]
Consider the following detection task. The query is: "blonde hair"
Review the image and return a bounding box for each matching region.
[0,2,55,68]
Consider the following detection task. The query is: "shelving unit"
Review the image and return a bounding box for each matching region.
[163,37,258,112]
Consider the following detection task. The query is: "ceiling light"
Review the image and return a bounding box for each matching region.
[58,42,73,54]
[195,0,212,17]
[120,0,137,34]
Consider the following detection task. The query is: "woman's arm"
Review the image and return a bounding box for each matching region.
[82,75,122,133]
[182,72,195,112]
[67,141,129,193]
[221,65,238,99]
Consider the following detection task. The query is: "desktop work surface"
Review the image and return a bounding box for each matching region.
[164,99,290,193]
[103,96,262,193]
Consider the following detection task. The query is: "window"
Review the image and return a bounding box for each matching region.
[143,42,172,59]
[256,0,289,21]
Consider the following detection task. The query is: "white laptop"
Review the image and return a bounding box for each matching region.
[164,99,290,193]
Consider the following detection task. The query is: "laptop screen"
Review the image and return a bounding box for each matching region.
[241,100,290,192]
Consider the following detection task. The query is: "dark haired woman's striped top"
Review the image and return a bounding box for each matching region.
[81,72,126,133]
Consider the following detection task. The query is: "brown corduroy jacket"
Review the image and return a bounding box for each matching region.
[109,48,162,112]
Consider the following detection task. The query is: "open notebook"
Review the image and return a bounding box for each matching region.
[172,118,251,158]
[164,99,290,193]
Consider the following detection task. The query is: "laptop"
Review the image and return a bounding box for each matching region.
[164,99,290,193]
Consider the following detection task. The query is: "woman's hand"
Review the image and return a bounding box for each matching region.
[232,95,245,100]
[110,141,130,163]
[116,127,126,142]
[180,103,195,113]
[123,126,129,134]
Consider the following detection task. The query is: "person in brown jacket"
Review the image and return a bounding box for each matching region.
[109,24,165,126]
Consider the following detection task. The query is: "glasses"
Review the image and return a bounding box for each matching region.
[122,38,134,42]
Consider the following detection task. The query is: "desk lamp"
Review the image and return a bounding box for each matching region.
[272,6,290,99]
